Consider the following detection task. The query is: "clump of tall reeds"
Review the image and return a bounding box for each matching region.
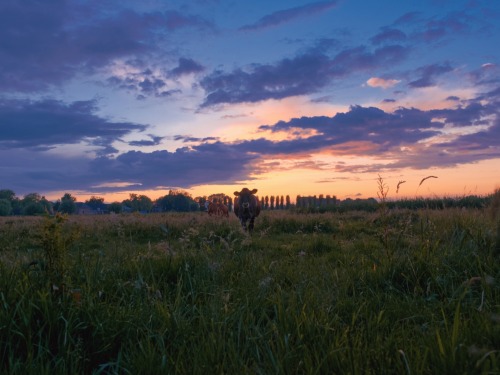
[35,213,79,291]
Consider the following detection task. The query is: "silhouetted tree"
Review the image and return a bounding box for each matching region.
[0,199,12,216]
[0,189,21,214]
[270,195,275,210]
[21,193,52,215]
[108,202,122,214]
[0,189,16,201]
[123,193,153,212]
[155,192,198,212]
[286,195,291,209]
[86,196,105,211]
[58,193,76,214]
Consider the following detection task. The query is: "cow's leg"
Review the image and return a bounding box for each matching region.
[248,217,255,232]
[240,217,247,231]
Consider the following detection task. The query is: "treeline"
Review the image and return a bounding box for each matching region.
[0,188,495,217]
[292,195,493,213]
[0,189,201,216]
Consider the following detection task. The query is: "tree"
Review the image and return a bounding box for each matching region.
[123,194,153,212]
[156,192,198,212]
[194,196,207,211]
[0,189,16,201]
[86,196,105,211]
[21,193,53,215]
[0,199,12,216]
[0,189,20,214]
[58,193,76,214]
[108,202,122,214]
[270,195,275,209]
[286,195,291,209]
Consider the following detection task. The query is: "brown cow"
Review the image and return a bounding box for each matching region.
[207,201,229,217]
[207,202,217,216]
[234,188,261,233]
[217,202,229,217]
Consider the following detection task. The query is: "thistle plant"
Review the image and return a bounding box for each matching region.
[38,213,77,290]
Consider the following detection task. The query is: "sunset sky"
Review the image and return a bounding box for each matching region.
[1,0,499,203]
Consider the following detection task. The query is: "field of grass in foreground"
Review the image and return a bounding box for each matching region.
[0,206,499,374]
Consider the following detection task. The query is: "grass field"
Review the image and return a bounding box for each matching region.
[0,205,499,374]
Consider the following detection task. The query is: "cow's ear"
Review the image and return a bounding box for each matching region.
[251,189,258,194]
[234,191,240,196]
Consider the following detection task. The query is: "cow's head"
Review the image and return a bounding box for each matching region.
[234,188,258,210]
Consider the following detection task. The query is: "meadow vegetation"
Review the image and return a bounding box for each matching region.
[0,191,499,374]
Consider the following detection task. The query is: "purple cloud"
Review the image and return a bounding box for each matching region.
[371,28,407,45]
[2,90,499,197]
[169,58,205,77]
[0,2,211,93]
[89,146,258,191]
[409,62,454,88]
[200,45,409,106]
[128,135,164,147]
[239,1,339,31]
[0,98,147,154]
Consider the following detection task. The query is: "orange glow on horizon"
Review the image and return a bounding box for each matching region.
[40,158,500,204]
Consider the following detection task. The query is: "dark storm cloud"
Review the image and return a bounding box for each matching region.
[0,1,211,93]
[200,45,409,106]
[239,1,339,31]
[0,98,147,153]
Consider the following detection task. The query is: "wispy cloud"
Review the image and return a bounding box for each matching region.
[409,63,454,88]
[239,1,339,31]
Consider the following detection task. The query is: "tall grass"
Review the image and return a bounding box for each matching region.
[0,205,499,374]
